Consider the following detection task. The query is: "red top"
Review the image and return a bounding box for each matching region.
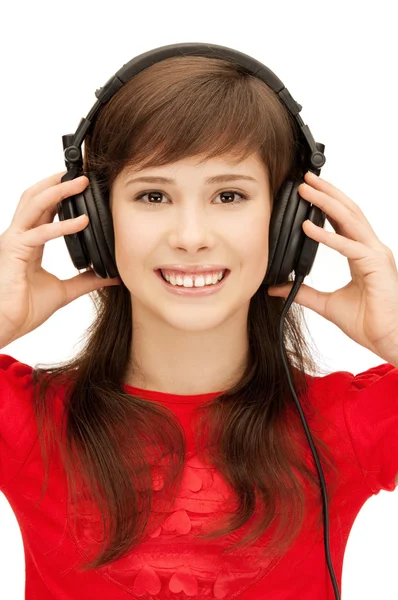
[1,353,397,599]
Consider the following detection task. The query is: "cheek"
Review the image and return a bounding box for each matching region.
[112,217,154,277]
[236,215,270,274]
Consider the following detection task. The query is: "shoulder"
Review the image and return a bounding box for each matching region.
[304,361,397,404]
[0,353,38,488]
[304,362,398,494]
[0,352,35,385]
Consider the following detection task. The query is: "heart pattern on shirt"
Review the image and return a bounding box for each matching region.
[68,451,282,599]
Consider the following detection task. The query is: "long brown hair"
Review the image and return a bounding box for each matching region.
[32,55,338,571]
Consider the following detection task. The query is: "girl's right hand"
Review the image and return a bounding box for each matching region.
[0,171,121,348]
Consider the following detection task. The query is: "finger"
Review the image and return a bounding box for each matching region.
[62,270,122,306]
[304,171,368,218]
[302,219,373,260]
[23,203,71,270]
[300,184,382,247]
[23,175,69,230]
[12,176,89,232]
[267,281,330,318]
[11,215,90,262]
[306,178,383,247]
[17,171,68,208]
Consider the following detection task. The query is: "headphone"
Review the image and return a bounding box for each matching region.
[57,42,340,599]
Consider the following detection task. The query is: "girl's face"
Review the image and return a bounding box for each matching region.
[109,152,272,333]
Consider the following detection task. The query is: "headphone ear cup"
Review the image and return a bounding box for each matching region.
[264,180,294,287]
[87,173,119,279]
[58,173,119,279]
[57,182,91,271]
[263,179,324,287]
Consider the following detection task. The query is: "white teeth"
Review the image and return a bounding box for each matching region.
[161,270,226,287]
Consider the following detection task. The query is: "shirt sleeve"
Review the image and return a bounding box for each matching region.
[0,353,38,490]
[342,362,398,494]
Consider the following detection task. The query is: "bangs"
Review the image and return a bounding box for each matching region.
[126,79,272,170]
[123,62,281,175]
[85,56,299,196]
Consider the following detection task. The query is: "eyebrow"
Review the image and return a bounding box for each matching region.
[124,174,258,187]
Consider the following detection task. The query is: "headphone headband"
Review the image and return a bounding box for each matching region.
[62,42,325,177]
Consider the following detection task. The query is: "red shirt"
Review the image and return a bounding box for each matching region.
[1,353,398,599]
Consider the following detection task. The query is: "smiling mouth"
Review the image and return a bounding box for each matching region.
[156,269,230,287]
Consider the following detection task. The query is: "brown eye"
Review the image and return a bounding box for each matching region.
[135,191,165,204]
[217,191,246,204]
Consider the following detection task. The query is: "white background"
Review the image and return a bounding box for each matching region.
[0,0,397,598]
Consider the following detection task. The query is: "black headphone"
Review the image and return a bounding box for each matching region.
[57,42,340,599]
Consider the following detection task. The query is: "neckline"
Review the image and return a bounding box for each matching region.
[122,382,224,403]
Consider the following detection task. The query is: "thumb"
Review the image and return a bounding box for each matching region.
[267,282,329,318]
[63,270,122,304]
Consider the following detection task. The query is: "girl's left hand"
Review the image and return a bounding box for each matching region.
[267,171,398,366]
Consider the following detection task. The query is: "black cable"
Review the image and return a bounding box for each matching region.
[278,273,341,600]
